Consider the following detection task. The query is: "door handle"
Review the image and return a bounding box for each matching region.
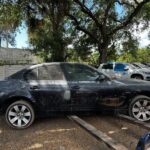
[30,85,39,90]
[71,85,80,90]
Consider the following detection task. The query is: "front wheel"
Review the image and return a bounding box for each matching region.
[131,75,143,80]
[129,96,150,121]
[5,100,35,129]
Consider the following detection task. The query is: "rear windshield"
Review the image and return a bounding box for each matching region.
[7,69,27,80]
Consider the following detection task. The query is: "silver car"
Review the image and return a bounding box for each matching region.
[98,62,150,81]
[132,62,150,69]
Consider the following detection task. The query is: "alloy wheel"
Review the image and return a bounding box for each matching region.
[8,104,32,128]
[132,99,150,121]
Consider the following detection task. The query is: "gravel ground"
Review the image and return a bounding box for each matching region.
[0,113,149,150]
[82,114,149,150]
[0,115,109,150]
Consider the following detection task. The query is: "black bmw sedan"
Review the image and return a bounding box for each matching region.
[0,62,150,129]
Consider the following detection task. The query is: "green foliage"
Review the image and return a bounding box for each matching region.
[0,2,22,46]
[25,0,70,62]
[117,47,150,63]
[0,0,149,64]
[67,0,149,63]
[28,17,68,62]
[66,47,99,67]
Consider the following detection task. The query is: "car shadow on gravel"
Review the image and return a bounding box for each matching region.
[0,114,106,150]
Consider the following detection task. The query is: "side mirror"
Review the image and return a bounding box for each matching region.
[124,66,129,71]
[96,75,106,82]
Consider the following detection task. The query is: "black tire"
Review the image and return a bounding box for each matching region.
[5,100,35,129]
[129,95,150,122]
[131,75,143,80]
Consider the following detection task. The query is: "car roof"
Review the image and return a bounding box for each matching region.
[28,62,93,70]
[8,62,96,79]
[102,62,128,65]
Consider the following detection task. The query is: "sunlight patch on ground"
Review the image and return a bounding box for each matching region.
[44,140,64,144]
[108,130,115,134]
[121,127,128,130]
[28,143,43,149]
[108,127,128,134]
[35,128,76,135]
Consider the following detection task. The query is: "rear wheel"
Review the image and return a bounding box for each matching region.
[129,96,150,121]
[5,100,35,129]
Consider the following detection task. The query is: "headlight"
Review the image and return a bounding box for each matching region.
[116,73,122,78]
[142,72,150,75]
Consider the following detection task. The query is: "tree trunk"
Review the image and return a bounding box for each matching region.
[98,44,108,64]
[99,50,107,64]
[0,37,1,47]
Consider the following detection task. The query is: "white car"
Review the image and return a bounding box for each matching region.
[98,62,150,81]
[132,62,150,70]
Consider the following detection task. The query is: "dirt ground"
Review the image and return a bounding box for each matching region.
[82,114,149,150]
[0,114,149,150]
[0,115,110,150]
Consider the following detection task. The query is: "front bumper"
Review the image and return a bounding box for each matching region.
[144,75,150,81]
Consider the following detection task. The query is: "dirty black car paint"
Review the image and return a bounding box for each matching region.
[0,62,150,115]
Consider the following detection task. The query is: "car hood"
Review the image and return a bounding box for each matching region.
[136,68,150,72]
[113,78,150,87]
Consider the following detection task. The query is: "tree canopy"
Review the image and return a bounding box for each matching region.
[67,0,149,63]
[0,0,149,64]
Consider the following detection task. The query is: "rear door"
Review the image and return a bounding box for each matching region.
[24,64,71,112]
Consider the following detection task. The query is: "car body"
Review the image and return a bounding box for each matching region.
[98,62,150,81]
[0,62,150,129]
[132,63,150,70]
[143,63,150,68]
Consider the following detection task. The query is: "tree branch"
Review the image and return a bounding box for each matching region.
[67,13,98,42]
[109,0,148,35]
[109,15,122,24]
[103,0,114,25]
[134,0,139,5]
[73,0,103,32]
[115,0,135,9]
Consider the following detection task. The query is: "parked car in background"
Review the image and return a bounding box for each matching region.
[98,62,150,81]
[142,62,150,68]
[0,62,150,129]
[132,63,150,69]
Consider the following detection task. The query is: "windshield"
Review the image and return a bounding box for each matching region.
[128,64,137,69]
[132,63,148,69]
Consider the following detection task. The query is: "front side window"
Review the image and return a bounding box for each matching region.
[38,65,64,80]
[114,64,126,71]
[63,64,100,81]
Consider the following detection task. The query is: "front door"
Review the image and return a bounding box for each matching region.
[62,63,124,112]
[62,63,103,111]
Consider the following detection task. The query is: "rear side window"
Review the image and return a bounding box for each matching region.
[25,65,64,80]
[38,65,64,80]
[114,64,126,71]
[102,64,113,69]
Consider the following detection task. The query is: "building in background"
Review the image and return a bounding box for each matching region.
[0,47,41,79]
[0,47,40,65]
